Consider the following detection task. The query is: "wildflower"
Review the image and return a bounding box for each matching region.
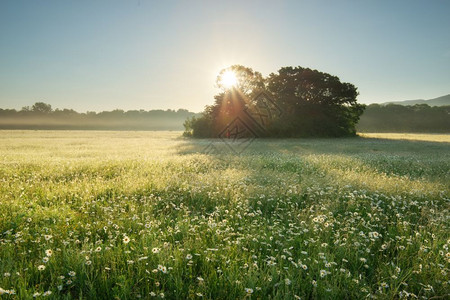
[196,292,203,297]
[301,264,308,270]
[152,247,160,254]
[245,288,253,294]
[312,280,317,287]
[95,247,101,252]
[123,236,130,244]
[38,265,45,271]
[33,292,41,297]
[85,260,92,265]
[186,254,193,260]
[45,249,53,257]
[68,271,76,277]
[157,265,167,273]
[44,235,52,241]
[43,290,52,296]
[267,260,276,266]
[42,257,49,263]
[285,278,292,285]
[380,282,389,288]
[320,270,327,278]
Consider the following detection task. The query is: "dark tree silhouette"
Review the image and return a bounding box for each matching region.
[32,102,53,114]
[185,65,365,137]
[266,66,365,137]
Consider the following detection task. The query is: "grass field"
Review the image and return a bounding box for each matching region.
[0,131,449,299]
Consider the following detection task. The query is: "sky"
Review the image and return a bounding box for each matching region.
[1,0,449,113]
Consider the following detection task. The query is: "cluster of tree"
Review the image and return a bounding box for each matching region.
[357,104,450,133]
[184,65,365,138]
[0,102,196,130]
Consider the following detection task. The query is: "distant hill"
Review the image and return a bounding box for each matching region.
[382,94,450,106]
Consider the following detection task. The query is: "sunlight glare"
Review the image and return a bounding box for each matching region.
[220,70,238,89]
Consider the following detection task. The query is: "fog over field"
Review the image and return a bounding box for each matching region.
[0,131,448,298]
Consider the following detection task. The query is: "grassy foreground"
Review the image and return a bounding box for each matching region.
[0,131,449,299]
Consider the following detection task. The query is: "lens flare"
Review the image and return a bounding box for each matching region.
[220,70,238,88]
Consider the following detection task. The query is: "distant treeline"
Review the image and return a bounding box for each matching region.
[357,104,450,133]
[1,102,449,133]
[0,102,197,130]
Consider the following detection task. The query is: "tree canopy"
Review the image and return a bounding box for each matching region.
[184,65,365,137]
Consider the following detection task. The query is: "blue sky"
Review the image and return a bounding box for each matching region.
[1,0,449,112]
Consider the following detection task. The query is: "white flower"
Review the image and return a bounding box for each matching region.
[68,271,76,277]
[45,249,53,257]
[38,265,45,271]
[157,265,167,273]
[245,288,253,294]
[123,236,130,244]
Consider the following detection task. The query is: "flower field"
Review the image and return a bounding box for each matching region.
[0,131,449,299]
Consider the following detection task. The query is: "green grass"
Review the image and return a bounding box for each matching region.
[0,131,449,299]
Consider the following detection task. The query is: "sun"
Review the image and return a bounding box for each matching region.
[220,70,238,89]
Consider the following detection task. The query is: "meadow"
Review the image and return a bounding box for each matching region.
[0,131,449,299]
